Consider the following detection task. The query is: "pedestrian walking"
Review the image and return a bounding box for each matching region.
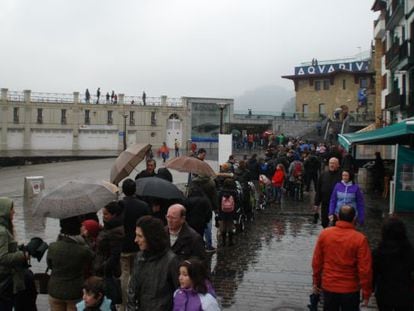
[96,88,101,104]
[313,157,341,227]
[142,91,146,106]
[111,91,115,104]
[85,89,90,104]
[76,276,112,311]
[158,142,170,163]
[47,216,94,311]
[174,139,180,157]
[271,164,285,204]
[127,216,179,310]
[329,169,365,226]
[312,205,372,310]
[173,258,220,311]
[372,217,414,310]
[372,151,385,194]
[106,92,110,104]
[0,197,37,311]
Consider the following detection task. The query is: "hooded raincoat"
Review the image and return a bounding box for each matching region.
[0,198,26,297]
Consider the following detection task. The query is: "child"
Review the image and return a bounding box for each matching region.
[173,258,220,311]
[271,164,285,204]
[76,276,112,311]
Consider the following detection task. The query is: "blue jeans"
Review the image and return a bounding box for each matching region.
[204,219,213,248]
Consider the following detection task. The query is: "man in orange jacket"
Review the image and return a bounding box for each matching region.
[312,205,372,310]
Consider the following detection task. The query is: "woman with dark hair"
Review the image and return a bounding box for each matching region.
[328,169,365,225]
[373,217,414,310]
[173,258,219,311]
[184,186,212,237]
[47,216,94,310]
[93,201,125,307]
[127,215,179,310]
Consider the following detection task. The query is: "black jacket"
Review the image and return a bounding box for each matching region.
[121,196,151,253]
[168,223,206,263]
[127,249,179,311]
[373,241,414,307]
[314,170,342,206]
[184,194,212,237]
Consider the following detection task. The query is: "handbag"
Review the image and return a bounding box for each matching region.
[104,276,122,305]
[33,267,50,294]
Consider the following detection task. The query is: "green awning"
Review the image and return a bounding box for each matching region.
[338,118,414,151]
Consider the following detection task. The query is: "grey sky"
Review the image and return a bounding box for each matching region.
[1,0,378,99]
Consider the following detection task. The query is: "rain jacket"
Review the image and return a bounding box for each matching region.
[127,249,179,311]
[312,220,372,300]
[173,286,219,311]
[271,168,285,187]
[0,197,26,295]
[329,181,365,225]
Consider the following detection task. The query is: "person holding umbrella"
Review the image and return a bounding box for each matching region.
[47,216,94,311]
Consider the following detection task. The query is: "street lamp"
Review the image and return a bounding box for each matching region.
[122,113,128,150]
[217,102,227,134]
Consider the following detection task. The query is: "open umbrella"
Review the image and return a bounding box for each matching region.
[135,177,184,200]
[110,143,152,185]
[33,180,117,219]
[165,156,216,177]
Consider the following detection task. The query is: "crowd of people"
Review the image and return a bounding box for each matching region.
[0,136,413,310]
[84,89,147,105]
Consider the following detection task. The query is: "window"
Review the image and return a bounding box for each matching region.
[85,110,90,125]
[13,107,19,124]
[151,111,156,126]
[319,103,326,115]
[314,81,321,91]
[360,78,368,88]
[323,80,330,90]
[129,111,135,126]
[107,111,113,125]
[302,104,309,114]
[342,79,346,90]
[61,109,67,125]
[37,108,43,124]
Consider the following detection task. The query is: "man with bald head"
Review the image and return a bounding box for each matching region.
[166,204,206,262]
[314,157,342,227]
[312,205,372,309]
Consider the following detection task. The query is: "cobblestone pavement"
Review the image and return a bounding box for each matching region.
[1,158,413,310]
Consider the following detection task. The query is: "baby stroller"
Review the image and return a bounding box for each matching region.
[258,174,271,210]
[233,180,247,233]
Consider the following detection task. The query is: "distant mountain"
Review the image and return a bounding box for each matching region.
[281,96,296,113]
[234,85,294,113]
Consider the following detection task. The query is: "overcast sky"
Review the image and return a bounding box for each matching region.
[1,0,378,99]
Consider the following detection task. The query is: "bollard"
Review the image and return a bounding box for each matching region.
[24,176,45,200]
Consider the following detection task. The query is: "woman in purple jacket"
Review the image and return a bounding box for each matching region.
[328,170,365,225]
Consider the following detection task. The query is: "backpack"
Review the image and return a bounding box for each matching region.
[293,161,303,178]
[221,195,235,213]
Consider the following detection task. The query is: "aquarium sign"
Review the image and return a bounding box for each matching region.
[294,61,369,76]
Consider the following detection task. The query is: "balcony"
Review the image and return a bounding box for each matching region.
[385,40,414,70]
[386,0,405,30]
[385,90,405,110]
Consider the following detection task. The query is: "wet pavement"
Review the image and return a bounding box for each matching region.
[1,157,413,310]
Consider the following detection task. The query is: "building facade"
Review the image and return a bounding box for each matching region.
[372,0,414,124]
[282,55,376,122]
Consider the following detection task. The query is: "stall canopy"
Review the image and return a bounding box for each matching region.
[338,118,414,151]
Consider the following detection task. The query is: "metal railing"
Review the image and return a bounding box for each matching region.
[4,90,184,107]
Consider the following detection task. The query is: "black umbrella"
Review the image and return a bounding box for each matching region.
[307,293,320,311]
[135,177,184,200]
